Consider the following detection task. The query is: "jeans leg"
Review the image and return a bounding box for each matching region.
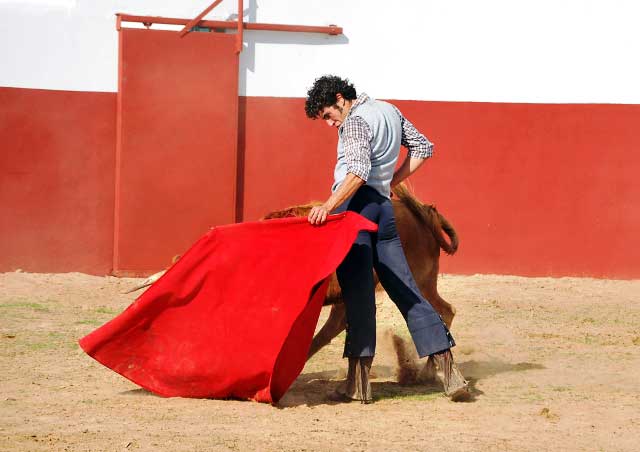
[373,202,455,358]
[334,187,382,358]
[336,232,376,358]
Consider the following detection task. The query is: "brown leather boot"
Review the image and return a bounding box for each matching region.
[431,349,470,401]
[328,357,373,404]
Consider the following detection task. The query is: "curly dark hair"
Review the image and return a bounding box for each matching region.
[305,75,357,119]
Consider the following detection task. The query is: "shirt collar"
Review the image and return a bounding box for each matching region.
[339,93,370,131]
[349,92,369,114]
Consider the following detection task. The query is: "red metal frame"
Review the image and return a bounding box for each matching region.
[116,14,342,38]
[237,0,243,53]
[120,0,341,52]
[178,0,225,37]
[112,23,124,273]
[113,28,240,275]
[112,3,341,272]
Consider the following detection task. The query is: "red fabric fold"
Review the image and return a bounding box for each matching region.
[79,212,377,403]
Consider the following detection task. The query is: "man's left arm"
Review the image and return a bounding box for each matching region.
[390,108,434,188]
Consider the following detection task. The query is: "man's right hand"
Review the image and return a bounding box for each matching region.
[308,205,330,225]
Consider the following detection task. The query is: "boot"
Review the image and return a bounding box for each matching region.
[328,357,373,404]
[431,349,470,401]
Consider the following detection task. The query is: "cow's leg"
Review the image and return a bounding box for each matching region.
[429,293,456,328]
[307,303,346,360]
[415,264,456,328]
[421,279,456,328]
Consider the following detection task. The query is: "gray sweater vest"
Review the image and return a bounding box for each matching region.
[332,97,402,199]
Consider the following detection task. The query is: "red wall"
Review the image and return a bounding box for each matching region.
[0,87,116,274]
[238,98,640,279]
[2,86,639,278]
[392,101,640,278]
[237,97,337,221]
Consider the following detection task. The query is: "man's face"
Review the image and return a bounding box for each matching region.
[317,97,348,128]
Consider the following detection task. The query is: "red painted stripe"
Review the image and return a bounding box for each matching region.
[2,87,639,278]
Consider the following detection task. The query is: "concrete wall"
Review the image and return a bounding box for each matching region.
[1,0,639,277]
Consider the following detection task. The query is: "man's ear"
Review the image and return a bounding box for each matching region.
[335,93,344,102]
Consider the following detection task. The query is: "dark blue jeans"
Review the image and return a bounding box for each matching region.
[335,186,455,358]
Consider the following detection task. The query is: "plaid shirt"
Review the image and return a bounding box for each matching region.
[339,93,434,182]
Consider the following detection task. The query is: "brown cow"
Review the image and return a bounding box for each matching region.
[127,184,459,365]
[262,183,459,359]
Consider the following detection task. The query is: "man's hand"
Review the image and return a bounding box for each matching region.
[308,205,330,225]
[308,173,365,226]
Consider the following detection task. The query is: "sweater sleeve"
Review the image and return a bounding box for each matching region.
[340,116,373,181]
[392,105,434,159]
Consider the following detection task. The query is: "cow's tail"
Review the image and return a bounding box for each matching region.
[393,183,459,255]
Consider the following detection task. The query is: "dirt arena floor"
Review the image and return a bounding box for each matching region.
[1,271,639,451]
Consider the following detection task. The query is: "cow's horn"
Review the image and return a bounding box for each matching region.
[123,270,167,294]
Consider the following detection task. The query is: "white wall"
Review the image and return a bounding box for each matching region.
[1,0,639,103]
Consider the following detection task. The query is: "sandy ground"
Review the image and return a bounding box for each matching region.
[1,271,639,452]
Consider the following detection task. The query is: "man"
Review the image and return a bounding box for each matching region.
[305,75,469,403]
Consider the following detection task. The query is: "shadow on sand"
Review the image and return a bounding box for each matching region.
[116,359,544,407]
[119,388,157,397]
[277,359,545,408]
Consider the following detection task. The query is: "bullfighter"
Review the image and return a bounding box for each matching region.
[305,75,469,403]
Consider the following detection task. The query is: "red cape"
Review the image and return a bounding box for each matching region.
[79,212,377,403]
